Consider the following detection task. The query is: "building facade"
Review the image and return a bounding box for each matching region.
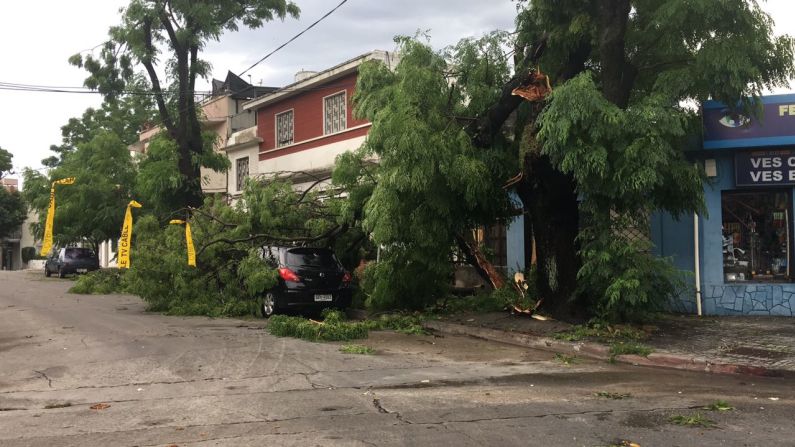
[239,51,398,192]
[654,94,795,316]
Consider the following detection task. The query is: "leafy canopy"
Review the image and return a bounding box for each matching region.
[69,0,300,209]
[527,0,795,319]
[0,147,25,239]
[23,132,137,252]
[345,35,517,309]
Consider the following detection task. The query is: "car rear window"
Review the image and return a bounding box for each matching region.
[285,249,339,268]
[65,248,95,260]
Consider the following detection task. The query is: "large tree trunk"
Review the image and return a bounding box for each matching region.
[516,154,584,320]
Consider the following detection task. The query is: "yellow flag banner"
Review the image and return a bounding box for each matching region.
[117,200,143,269]
[40,177,76,256]
[169,219,196,267]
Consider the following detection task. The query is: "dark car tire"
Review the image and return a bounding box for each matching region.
[58,267,66,279]
[44,266,51,277]
[261,292,278,318]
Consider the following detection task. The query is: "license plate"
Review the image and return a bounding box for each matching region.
[314,294,333,302]
[77,269,88,273]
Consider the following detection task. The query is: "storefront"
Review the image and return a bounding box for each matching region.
[652,94,795,316]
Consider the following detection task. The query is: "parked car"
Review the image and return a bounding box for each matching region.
[260,246,352,317]
[44,248,100,278]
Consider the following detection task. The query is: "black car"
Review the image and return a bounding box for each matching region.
[261,246,352,317]
[45,248,100,278]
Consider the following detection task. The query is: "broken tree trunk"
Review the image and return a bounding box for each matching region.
[455,233,505,290]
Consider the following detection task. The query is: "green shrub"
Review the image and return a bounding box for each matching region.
[68,269,128,295]
[21,247,39,263]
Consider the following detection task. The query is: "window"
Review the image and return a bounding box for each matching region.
[324,92,346,135]
[64,248,95,260]
[722,190,792,282]
[275,110,294,147]
[236,157,249,192]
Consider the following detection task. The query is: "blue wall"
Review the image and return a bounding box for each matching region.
[655,154,795,316]
[506,192,526,273]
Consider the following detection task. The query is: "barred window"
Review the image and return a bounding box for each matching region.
[324,92,346,135]
[236,157,249,192]
[275,110,294,147]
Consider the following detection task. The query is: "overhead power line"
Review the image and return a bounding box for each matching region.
[239,0,349,76]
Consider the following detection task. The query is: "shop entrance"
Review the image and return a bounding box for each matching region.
[722,190,792,282]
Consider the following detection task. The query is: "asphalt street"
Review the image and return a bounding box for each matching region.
[1,270,794,446]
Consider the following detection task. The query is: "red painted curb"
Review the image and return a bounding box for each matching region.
[422,320,788,378]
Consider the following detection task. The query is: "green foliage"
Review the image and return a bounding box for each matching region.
[528,1,794,320]
[21,247,39,263]
[668,413,716,428]
[23,132,136,251]
[0,146,12,174]
[594,391,631,400]
[122,197,275,316]
[69,269,128,295]
[268,315,371,342]
[345,36,517,310]
[43,76,155,168]
[436,291,508,314]
[267,311,426,342]
[369,313,427,335]
[120,177,362,317]
[71,0,300,208]
[0,186,25,240]
[0,147,26,240]
[339,344,374,355]
[553,353,579,365]
[703,400,734,412]
[553,321,647,342]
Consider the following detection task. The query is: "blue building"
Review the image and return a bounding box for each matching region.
[505,93,795,316]
[654,94,795,316]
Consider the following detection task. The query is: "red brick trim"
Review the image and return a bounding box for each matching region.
[259,125,370,161]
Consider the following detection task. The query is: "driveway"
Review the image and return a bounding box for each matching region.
[1,270,794,446]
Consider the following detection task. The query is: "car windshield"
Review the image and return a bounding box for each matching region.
[64,248,95,260]
[285,249,339,268]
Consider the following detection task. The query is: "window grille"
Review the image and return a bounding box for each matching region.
[324,92,346,135]
[276,110,294,147]
[236,157,249,191]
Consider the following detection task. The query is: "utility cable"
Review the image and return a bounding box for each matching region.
[239,0,349,76]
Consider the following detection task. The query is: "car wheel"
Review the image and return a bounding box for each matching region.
[57,267,65,279]
[44,266,51,277]
[261,292,277,318]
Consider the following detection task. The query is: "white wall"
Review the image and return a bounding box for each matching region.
[258,135,366,176]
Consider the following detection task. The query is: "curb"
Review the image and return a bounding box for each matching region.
[422,320,790,378]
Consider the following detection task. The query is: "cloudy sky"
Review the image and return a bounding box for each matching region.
[0,0,793,182]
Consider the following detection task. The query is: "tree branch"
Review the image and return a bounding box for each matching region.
[141,17,175,134]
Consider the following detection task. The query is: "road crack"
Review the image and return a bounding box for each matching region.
[32,370,52,388]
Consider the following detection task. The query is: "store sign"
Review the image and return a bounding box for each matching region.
[703,95,795,149]
[735,150,795,186]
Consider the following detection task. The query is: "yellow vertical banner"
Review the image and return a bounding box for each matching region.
[40,177,76,256]
[169,219,196,267]
[117,200,142,269]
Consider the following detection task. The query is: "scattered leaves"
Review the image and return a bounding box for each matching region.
[594,391,631,400]
[340,344,375,355]
[703,400,734,412]
[668,412,715,428]
[554,353,580,365]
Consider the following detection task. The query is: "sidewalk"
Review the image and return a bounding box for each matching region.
[422,312,795,378]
